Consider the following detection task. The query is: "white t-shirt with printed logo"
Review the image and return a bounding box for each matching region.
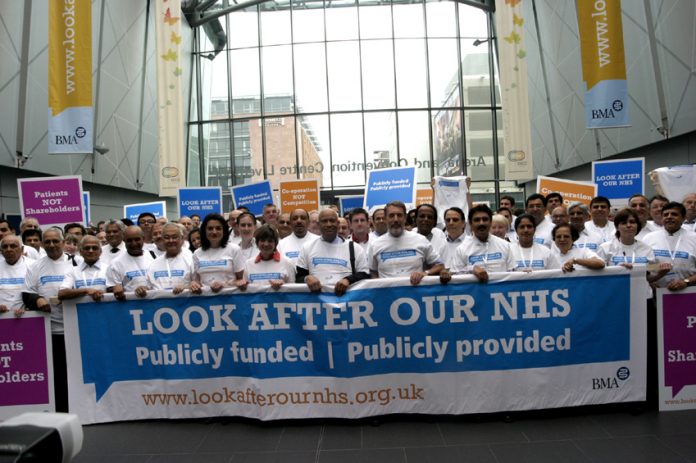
[450,234,514,274]
[147,252,194,290]
[60,260,108,292]
[243,255,296,285]
[510,242,560,270]
[0,256,33,310]
[278,233,319,266]
[24,254,71,333]
[298,236,369,284]
[369,230,441,278]
[106,252,155,292]
[643,228,696,287]
[193,245,243,286]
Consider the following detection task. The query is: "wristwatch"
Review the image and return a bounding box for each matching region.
[684,279,691,286]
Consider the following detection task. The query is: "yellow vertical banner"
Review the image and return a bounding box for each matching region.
[154,0,186,196]
[48,0,92,154]
[494,0,534,181]
[577,0,629,128]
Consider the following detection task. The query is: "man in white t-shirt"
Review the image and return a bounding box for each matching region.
[22,227,72,412]
[643,201,696,291]
[106,226,155,300]
[525,194,554,247]
[58,235,108,302]
[147,223,194,294]
[369,201,448,285]
[369,208,388,239]
[568,202,603,251]
[278,209,318,265]
[585,196,616,243]
[101,219,127,265]
[628,194,658,239]
[415,204,447,261]
[682,193,696,233]
[441,207,467,269]
[297,209,370,296]
[450,204,514,281]
[0,235,33,315]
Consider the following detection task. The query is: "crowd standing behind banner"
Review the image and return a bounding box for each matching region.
[1,183,696,414]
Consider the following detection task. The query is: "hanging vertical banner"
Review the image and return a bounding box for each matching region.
[577,0,629,128]
[154,0,186,197]
[48,0,92,154]
[495,0,534,180]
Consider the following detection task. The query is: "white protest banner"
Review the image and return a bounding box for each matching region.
[64,268,646,424]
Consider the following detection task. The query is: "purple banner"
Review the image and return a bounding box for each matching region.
[18,176,85,227]
[0,315,50,407]
[662,292,696,398]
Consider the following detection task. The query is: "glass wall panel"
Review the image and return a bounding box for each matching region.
[297,114,331,187]
[393,2,425,39]
[205,122,232,188]
[327,41,362,112]
[359,4,392,39]
[425,1,456,38]
[228,9,259,48]
[292,8,325,43]
[432,108,463,177]
[330,113,365,187]
[364,112,397,176]
[394,39,427,108]
[262,45,294,115]
[230,49,260,118]
[233,119,260,185]
[294,43,328,113]
[428,38,459,109]
[264,116,298,191]
[361,40,395,110]
[326,6,358,41]
[464,110,496,180]
[187,126,201,186]
[201,53,229,110]
[398,110,431,183]
[460,40,493,107]
[458,3,488,38]
[260,10,292,46]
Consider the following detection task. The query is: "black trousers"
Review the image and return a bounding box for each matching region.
[51,334,68,412]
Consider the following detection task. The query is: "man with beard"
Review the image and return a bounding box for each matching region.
[643,201,696,291]
[369,201,448,285]
[22,228,72,411]
[296,209,369,296]
[106,226,154,300]
[451,204,514,282]
[278,209,318,266]
[567,202,603,251]
[58,235,108,302]
[0,235,33,316]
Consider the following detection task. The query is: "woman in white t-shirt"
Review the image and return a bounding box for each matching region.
[510,214,560,271]
[598,208,656,268]
[191,213,244,293]
[242,225,295,289]
[237,212,259,262]
[552,223,605,273]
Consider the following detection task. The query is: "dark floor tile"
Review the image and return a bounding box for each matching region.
[196,422,284,452]
[73,455,152,463]
[276,425,322,451]
[361,421,444,448]
[520,415,610,441]
[79,420,213,455]
[574,435,690,463]
[438,420,528,445]
[404,445,497,463]
[659,434,696,461]
[231,450,317,463]
[148,453,232,463]
[318,448,406,463]
[490,441,591,463]
[591,410,696,437]
[320,424,362,450]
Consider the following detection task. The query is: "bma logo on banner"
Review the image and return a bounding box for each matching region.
[592,366,630,390]
[54,126,88,146]
[591,98,625,122]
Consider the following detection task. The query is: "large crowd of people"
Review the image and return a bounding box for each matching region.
[1,190,695,412]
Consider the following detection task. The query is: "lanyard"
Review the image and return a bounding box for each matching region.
[665,232,683,264]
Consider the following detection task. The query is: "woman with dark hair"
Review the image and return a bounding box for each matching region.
[598,208,655,268]
[241,225,295,290]
[191,213,244,293]
[510,214,559,271]
[552,223,605,273]
[188,227,202,251]
[237,211,259,262]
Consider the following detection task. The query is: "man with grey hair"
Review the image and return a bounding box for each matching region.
[17,217,43,259]
[683,192,696,233]
[568,202,602,251]
[22,227,72,411]
[58,235,108,302]
[147,222,194,294]
[102,219,126,265]
[0,234,33,316]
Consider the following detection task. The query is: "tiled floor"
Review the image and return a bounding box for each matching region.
[72,406,696,463]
